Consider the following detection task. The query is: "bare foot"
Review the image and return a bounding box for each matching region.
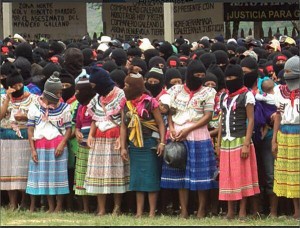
[54,207,62,213]
[96,211,106,216]
[225,213,235,220]
[196,209,206,219]
[8,204,18,211]
[179,212,189,219]
[149,212,155,218]
[46,209,54,213]
[29,206,36,213]
[135,214,142,218]
[293,213,300,220]
[112,206,121,216]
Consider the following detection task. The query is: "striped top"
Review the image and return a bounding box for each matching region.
[27,101,72,140]
[167,84,216,125]
[0,92,38,129]
[87,86,125,132]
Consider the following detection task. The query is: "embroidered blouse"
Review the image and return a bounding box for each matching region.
[274,85,300,125]
[167,84,216,125]
[87,86,125,132]
[27,101,72,140]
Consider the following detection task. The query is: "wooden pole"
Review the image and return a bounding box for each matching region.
[3,2,13,38]
[163,3,174,43]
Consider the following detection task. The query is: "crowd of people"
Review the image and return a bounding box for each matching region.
[0,32,299,220]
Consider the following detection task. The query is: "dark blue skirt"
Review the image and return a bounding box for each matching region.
[160,139,218,191]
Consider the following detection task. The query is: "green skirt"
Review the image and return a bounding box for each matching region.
[129,137,162,192]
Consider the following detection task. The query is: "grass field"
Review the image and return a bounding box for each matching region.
[1,207,299,226]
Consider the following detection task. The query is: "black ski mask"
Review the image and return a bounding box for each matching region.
[59,70,75,102]
[185,60,206,91]
[244,71,258,88]
[225,78,243,94]
[145,82,164,98]
[11,86,25,98]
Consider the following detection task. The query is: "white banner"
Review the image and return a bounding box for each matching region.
[12,2,87,40]
[102,2,224,42]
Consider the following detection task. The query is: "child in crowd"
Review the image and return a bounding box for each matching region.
[26,72,72,212]
[217,61,260,220]
[73,76,96,213]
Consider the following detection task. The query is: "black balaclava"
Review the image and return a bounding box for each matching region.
[14,42,33,63]
[110,69,127,89]
[202,72,218,91]
[207,63,226,92]
[75,76,96,105]
[131,57,148,77]
[272,54,288,76]
[224,60,244,94]
[6,70,24,98]
[199,53,216,70]
[64,47,84,78]
[82,48,96,66]
[59,70,75,102]
[145,67,164,97]
[240,56,258,88]
[148,56,167,74]
[167,55,180,68]
[185,60,206,91]
[0,61,16,89]
[179,43,191,56]
[110,48,127,67]
[102,60,118,73]
[143,48,160,68]
[158,41,174,61]
[165,68,182,89]
[13,56,32,85]
[213,50,229,72]
[89,65,115,97]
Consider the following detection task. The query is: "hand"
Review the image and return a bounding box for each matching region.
[75,129,83,143]
[169,129,176,141]
[272,141,278,159]
[157,143,165,157]
[87,135,94,148]
[55,141,65,157]
[31,149,38,163]
[14,113,27,122]
[121,148,129,161]
[241,144,250,159]
[6,86,16,100]
[114,137,121,151]
[175,128,190,141]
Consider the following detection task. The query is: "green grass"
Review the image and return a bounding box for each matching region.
[0,207,299,226]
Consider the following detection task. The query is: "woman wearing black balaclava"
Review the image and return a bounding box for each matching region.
[85,66,129,216]
[145,67,166,101]
[240,56,259,91]
[161,59,218,218]
[0,69,37,211]
[216,60,260,219]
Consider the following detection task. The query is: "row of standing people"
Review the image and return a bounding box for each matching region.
[0,54,299,220]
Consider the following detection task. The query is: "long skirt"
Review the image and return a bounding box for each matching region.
[84,128,129,194]
[73,142,93,195]
[160,124,218,191]
[274,125,300,198]
[26,136,69,195]
[129,137,162,192]
[219,137,260,201]
[0,129,30,190]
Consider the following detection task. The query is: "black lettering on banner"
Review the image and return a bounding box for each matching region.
[12,3,82,39]
[224,2,299,21]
